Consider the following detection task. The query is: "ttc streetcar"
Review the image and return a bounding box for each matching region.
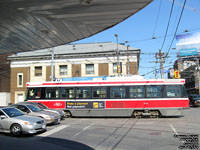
[25,76,189,118]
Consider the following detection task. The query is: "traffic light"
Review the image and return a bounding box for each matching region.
[174,70,179,78]
[117,65,120,73]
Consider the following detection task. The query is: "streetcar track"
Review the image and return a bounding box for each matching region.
[65,119,200,136]
[110,118,139,150]
[94,118,139,150]
[94,119,130,149]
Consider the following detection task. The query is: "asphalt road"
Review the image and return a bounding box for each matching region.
[0,107,200,150]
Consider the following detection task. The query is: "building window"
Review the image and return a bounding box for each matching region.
[59,65,68,76]
[35,66,42,76]
[17,73,23,87]
[86,64,94,74]
[113,62,122,73]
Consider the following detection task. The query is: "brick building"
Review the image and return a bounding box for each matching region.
[0,54,11,106]
[8,42,140,104]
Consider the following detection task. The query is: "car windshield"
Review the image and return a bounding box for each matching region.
[194,96,200,100]
[3,107,24,118]
[38,103,48,109]
[27,105,42,112]
[190,95,200,100]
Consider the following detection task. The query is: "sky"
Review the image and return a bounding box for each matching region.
[75,0,200,79]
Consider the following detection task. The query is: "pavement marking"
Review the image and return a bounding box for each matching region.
[73,123,94,138]
[169,124,178,135]
[39,125,70,137]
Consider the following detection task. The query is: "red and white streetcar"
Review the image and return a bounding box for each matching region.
[25,76,189,118]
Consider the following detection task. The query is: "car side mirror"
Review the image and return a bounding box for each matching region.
[27,110,31,114]
[0,115,7,120]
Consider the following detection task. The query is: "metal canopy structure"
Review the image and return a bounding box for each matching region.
[0,0,152,54]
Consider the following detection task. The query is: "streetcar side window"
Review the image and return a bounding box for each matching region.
[129,86,145,98]
[76,87,91,99]
[60,87,75,99]
[92,87,107,98]
[146,85,162,98]
[110,87,126,98]
[166,85,181,97]
[46,88,59,99]
[27,88,41,99]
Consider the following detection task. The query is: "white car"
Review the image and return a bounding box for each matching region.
[0,107,46,136]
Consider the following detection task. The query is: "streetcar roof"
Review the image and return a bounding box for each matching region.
[26,77,185,87]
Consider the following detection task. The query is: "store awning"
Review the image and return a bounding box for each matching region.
[0,0,152,54]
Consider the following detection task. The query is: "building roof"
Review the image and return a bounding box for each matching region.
[0,0,152,54]
[8,42,140,59]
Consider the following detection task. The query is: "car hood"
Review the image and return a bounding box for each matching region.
[14,115,43,122]
[30,110,58,117]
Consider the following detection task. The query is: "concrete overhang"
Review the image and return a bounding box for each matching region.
[0,0,152,54]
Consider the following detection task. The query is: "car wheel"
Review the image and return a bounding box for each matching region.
[11,124,22,137]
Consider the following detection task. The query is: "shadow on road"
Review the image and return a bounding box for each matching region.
[0,134,94,150]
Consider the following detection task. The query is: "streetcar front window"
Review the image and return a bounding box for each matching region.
[27,88,41,99]
[182,86,188,97]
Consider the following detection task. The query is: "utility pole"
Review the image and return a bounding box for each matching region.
[155,49,166,79]
[196,57,200,94]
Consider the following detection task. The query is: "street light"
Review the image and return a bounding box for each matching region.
[127,45,130,75]
[124,41,130,76]
[114,34,120,76]
[50,47,54,81]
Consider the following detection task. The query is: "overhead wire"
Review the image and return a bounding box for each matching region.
[141,64,173,76]
[164,0,187,65]
[151,0,163,78]
[152,0,163,38]
[160,0,175,51]
[142,0,187,77]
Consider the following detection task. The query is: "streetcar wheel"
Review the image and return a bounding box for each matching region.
[11,124,22,137]
[65,111,71,118]
[150,110,160,118]
[132,111,142,118]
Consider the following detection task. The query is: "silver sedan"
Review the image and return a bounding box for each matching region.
[11,104,60,125]
[0,107,46,136]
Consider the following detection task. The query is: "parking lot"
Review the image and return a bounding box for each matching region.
[0,107,199,150]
